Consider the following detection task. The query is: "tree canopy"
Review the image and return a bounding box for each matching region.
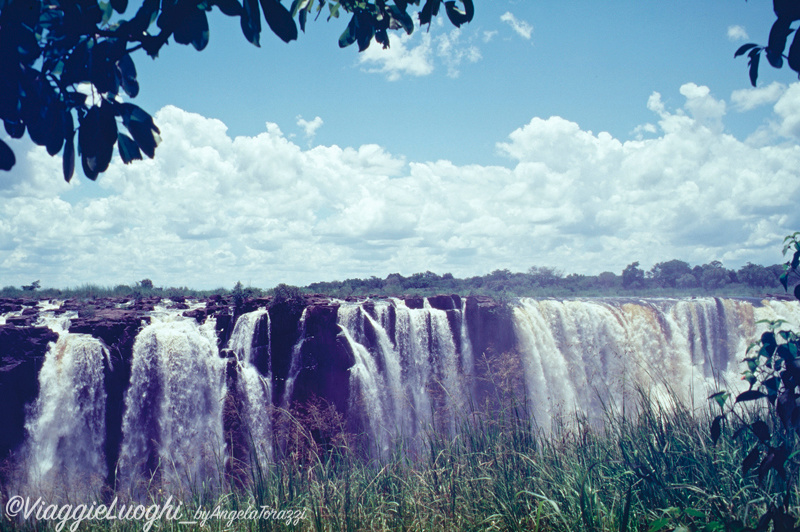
[0,0,473,180]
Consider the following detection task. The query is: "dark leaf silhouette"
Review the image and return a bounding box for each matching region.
[748,47,761,86]
[444,0,473,27]
[260,0,298,43]
[117,54,140,98]
[711,414,723,445]
[736,390,767,403]
[742,445,760,475]
[241,0,262,46]
[751,420,771,443]
[767,18,793,68]
[4,120,25,139]
[339,14,358,48]
[419,0,441,26]
[117,132,143,164]
[215,0,243,16]
[63,128,75,182]
[0,139,15,171]
[173,7,210,51]
[735,43,759,57]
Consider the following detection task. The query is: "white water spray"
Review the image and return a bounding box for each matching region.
[227,308,273,463]
[117,313,226,497]
[24,333,109,499]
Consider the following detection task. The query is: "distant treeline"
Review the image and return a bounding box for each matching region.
[304,260,787,298]
[0,260,789,300]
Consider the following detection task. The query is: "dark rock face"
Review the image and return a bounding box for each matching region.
[269,300,306,402]
[286,303,356,415]
[465,296,516,359]
[0,326,58,461]
[428,294,460,311]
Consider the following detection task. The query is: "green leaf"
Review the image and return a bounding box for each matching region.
[339,14,357,47]
[173,7,210,51]
[443,0,473,27]
[736,390,766,403]
[117,132,142,164]
[748,47,761,87]
[99,1,114,25]
[214,0,242,16]
[419,0,440,26]
[734,43,759,57]
[355,12,374,51]
[789,27,800,73]
[767,18,793,67]
[328,1,339,19]
[117,103,161,158]
[290,0,312,16]
[389,5,414,34]
[241,0,262,46]
[4,120,25,139]
[117,53,139,98]
[750,420,770,443]
[764,376,780,396]
[711,415,723,445]
[110,0,128,13]
[761,331,777,355]
[648,517,670,532]
[79,102,117,180]
[260,0,298,42]
[684,508,705,519]
[742,445,760,475]
[708,391,729,409]
[63,128,75,182]
[0,139,15,171]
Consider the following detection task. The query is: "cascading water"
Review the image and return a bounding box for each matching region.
[226,308,273,464]
[281,307,308,408]
[337,298,471,454]
[23,333,109,500]
[116,311,226,498]
[510,297,762,430]
[9,294,800,497]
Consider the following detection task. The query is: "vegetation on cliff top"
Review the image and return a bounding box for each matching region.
[0,257,788,301]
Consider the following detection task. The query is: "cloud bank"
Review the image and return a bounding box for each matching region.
[3,83,800,289]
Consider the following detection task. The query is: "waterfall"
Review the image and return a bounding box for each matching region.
[117,313,226,498]
[23,333,109,499]
[281,307,308,407]
[510,297,760,430]
[337,297,470,453]
[226,308,273,464]
[9,294,800,497]
[338,304,394,455]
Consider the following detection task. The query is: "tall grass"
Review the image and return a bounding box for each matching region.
[3,386,794,532]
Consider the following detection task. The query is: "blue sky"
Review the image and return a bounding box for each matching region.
[3,0,800,289]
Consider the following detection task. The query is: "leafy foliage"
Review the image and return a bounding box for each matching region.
[0,0,472,181]
[736,1,800,86]
[709,234,800,531]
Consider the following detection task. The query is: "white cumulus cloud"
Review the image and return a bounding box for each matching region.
[500,12,533,40]
[3,84,800,289]
[358,19,481,80]
[358,29,434,81]
[296,115,324,144]
[727,25,749,41]
[731,82,786,111]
